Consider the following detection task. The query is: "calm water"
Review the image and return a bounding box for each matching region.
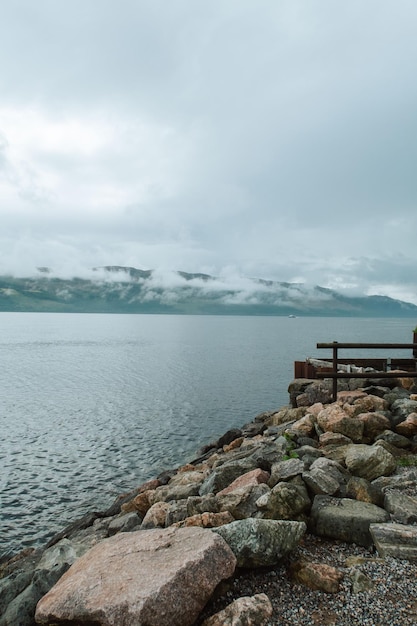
[0,313,415,556]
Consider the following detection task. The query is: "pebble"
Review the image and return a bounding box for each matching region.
[197,533,417,625]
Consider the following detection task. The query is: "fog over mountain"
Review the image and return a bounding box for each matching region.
[1,266,416,317]
[1,2,417,306]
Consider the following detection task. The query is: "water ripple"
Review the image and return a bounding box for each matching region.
[0,313,413,555]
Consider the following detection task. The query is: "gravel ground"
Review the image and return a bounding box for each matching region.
[196,533,417,626]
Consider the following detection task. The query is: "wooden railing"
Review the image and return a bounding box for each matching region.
[315,342,417,401]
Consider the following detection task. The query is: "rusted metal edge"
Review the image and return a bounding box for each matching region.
[317,343,417,349]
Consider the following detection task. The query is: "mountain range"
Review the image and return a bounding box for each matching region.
[0,266,416,317]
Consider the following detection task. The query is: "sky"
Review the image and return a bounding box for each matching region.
[1,0,417,303]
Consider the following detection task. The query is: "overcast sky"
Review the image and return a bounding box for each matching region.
[1,1,416,303]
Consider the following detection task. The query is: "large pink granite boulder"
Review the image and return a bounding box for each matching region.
[35,527,236,626]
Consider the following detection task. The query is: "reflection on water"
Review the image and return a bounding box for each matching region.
[0,313,413,554]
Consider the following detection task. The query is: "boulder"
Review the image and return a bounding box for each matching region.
[372,468,417,493]
[213,518,306,568]
[319,432,353,446]
[289,414,316,437]
[199,459,259,496]
[390,399,417,426]
[217,484,270,520]
[217,428,244,448]
[346,394,388,415]
[268,458,304,487]
[201,593,273,626]
[302,467,340,496]
[375,430,412,449]
[186,495,221,516]
[395,412,417,437]
[337,390,368,404]
[217,468,270,496]
[310,495,389,546]
[35,527,236,626]
[107,512,142,535]
[265,405,306,425]
[172,511,234,528]
[153,480,203,503]
[256,481,311,520]
[346,476,383,506]
[295,382,333,407]
[317,405,364,442]
[131,488,156,515]
[287,379,316,407]
[289,561,344,593]
[1,564,69,626]
[223,437,244,452]
[349,569,374,593]
[383,492,417,524]
[356,412,391,441]
[165,499,190,526]
[345,444,396,481]
[141,501,170,529]
[370,523,417,561]
[303,457,349,496]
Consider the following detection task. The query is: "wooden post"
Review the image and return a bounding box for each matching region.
[332,342,338,401]
[413,331,417,359]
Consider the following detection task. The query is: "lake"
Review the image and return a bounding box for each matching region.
[0,313,415,556]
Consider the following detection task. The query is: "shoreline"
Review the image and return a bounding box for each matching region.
[2,374,417,625]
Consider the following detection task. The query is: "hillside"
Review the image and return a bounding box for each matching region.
[0,266,416,317]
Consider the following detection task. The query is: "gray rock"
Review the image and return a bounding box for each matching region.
[216,428,243,448]
[240,422,266,438]
[384,491,417,524]
[199,459,259,496]
[165,499,190,526]
[107,512,142,535]
[0,570,34,621]
[302,457,350,496]
[370,522,417,561]
[35,538,91,570]
[375,430,412,449]
[302,466,340,496]
[186,495,221,516]
[247,440,289,470]
[0,564,68,626]
[268,458,304,487]
[383,388,411,407]
[295,381,333,407]
[213,518,306,568]
[362,386,393,398]
[345,444,397,481]
[390,399,417,426]
[349,569,374,593]
[295,445,323,463]
[153,481,203,502]
[287,379,316,407]
[310,495,390,546]
[256,481,311,520]
[372,468,417,493]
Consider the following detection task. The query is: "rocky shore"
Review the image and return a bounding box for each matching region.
[1,373,417,625]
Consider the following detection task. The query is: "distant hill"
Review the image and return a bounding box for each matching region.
[0,266,416,317]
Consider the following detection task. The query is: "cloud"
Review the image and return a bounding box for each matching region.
[0,1,416,305]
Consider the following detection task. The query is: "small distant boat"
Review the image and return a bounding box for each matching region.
[288,314,296,318]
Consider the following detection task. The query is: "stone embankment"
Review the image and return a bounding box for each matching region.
[1,374,417,625]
